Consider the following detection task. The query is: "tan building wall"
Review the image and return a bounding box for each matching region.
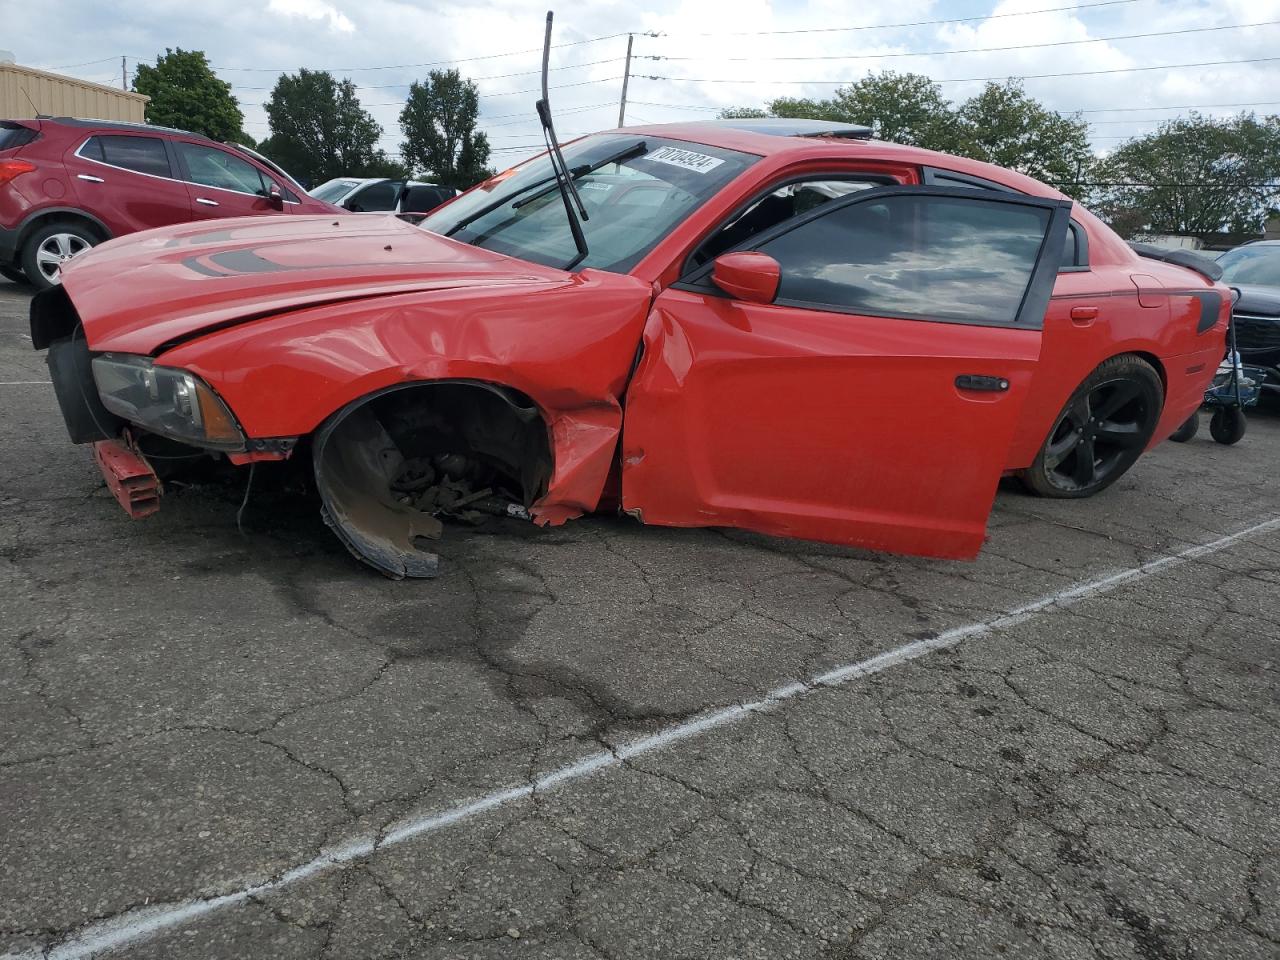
[0,63,149,122]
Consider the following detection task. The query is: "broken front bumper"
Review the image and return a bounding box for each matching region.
[93,436,162,519]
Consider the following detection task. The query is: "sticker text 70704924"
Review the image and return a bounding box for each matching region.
[643,146,725,174]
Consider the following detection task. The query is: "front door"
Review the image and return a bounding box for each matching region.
[172,141,283,220]
[621,186,1071,559]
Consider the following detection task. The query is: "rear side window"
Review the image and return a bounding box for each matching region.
[82,135,173,177]
[0,122,39,152]
[757,193,1051,325]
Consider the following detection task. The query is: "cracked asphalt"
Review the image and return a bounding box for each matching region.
[1,275,1278,960]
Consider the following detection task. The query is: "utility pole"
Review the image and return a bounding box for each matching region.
[617,34,633,128]
[121,56,127,91]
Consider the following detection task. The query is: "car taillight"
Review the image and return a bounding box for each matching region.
[0,159,36,186]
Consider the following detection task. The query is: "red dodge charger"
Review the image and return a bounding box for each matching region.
[31,119,1229,577]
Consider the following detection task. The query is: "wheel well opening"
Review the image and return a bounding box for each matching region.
[1130,351,1167,393]
[19,213,109,251]
[312,380,554,579]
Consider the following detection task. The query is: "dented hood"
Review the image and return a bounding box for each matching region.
[60,215,569,355]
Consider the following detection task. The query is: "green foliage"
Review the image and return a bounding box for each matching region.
[133,49,248,143]
[953,81,1092,195]
[717,106,769,119]
[399,70,492,190]
[262,69,386,186]
[718,73,1091,193]
[1093,113,1280,235]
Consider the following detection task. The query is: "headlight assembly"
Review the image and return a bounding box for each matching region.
[91,354,245,450]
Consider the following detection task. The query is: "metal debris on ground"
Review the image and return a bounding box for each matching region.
[391,454,531,537]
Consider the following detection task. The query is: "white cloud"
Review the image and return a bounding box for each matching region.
[266,0,355,34]
[10,0,1280,163]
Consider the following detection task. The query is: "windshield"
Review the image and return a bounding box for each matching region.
[1218,245,1280,287]
[422,134,758,273]
[311,179,364,203]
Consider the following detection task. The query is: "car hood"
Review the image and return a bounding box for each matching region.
[60,215,570,355]
[1231,283,1280,318]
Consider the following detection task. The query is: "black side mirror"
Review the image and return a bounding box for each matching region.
[267,183,284,210]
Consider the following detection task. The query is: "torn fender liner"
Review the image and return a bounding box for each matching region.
[315,403,441,579]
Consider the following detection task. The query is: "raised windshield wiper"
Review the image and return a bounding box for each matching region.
[510,141,647,211]
[534,11,589,270]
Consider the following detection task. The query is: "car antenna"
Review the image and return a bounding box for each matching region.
[536,10,589,268]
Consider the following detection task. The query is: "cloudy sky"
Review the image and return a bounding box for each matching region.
[6,0,1279,168]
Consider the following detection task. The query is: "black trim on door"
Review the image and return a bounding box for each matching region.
[675,184,1073,330]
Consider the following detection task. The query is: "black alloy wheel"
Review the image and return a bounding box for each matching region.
[1021,355,1164,499]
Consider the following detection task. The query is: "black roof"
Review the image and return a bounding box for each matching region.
[688,118,874,140]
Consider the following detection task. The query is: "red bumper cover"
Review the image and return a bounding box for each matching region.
[93,438,161,519]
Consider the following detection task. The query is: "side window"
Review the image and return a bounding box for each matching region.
[692,178,884,267]
[1062,222,1089,270]
[347,181,400,211]
[175,143,268,195]
[756,193,1052,326]
[85,135,172,177]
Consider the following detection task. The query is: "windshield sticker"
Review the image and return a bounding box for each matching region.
[581,182,614,192]
[643,146,725,174]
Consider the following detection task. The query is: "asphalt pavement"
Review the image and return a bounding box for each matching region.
[1,276,1277,960]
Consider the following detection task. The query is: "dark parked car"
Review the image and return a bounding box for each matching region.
[0,117,338,289]
[1218,240,1280,391]
[310,177,459,221]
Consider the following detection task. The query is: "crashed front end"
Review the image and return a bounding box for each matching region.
[33,285,257,516]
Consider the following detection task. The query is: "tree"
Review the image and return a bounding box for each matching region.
[261,69,387,186]
[717,73,1091,194]
[133,49,249,143]
[717,106,769,120]
[954,81,1092,195]
[399,70,492,190]
[1093,113,1280,235]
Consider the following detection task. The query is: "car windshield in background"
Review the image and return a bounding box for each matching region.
[1218,245,1280,287]
[311,179,363,203]
[422,135,758,273]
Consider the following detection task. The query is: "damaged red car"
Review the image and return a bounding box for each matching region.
[32,119,1230,578]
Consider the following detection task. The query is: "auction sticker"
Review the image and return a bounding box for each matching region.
[643,146,725,173]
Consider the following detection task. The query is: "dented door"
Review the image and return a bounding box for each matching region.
[621,187,1072,559]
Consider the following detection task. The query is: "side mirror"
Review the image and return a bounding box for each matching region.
[711,252,780,305]
[342,197,361,212]
[267,183,284,210]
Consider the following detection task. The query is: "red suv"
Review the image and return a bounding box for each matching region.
[0,117,338,289]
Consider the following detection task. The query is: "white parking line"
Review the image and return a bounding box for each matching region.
[15,515,1280,960]
[0,381,51,385]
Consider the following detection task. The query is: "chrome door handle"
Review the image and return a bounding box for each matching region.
[77,174,105,183]
[195,197,219,206]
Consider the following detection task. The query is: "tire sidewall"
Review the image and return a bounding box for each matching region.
[20,222,98,292]
[1023,356,1165,499]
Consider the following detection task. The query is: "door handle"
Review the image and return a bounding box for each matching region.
[955,374,1010,392]
[195,197,219,206]
[77,174,105,183]
[1070,305,1099,325]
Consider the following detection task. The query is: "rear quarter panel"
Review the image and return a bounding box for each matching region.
[1007,259,1229,470]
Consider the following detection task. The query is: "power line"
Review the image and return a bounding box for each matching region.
[653,20,1279,63]
[212,33,641,73]
[226,58,631,91]
[673,0,1141,37]
[237,77,621,108]
[643,55,1280,86]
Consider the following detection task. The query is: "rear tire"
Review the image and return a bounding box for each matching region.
[20,221,99,292]
[1019,355,1164,499]
[1168,414,1199,443]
